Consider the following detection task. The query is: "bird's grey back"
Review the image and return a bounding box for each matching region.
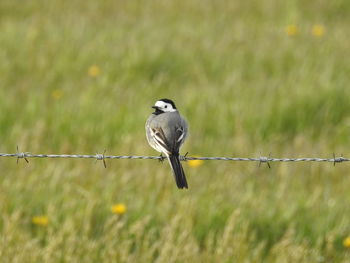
[146,111,188,145]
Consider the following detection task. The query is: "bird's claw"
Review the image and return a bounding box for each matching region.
[158,154,165,163]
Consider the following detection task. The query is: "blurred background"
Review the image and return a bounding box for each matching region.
[1,0,350,262]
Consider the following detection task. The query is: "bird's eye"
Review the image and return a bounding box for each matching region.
[165,105,168,108]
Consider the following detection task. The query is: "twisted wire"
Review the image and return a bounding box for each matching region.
[0,152,348,165]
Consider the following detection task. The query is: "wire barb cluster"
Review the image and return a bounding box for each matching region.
[0,147,349,168]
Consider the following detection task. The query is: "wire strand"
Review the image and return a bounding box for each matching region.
[0,152,348,164]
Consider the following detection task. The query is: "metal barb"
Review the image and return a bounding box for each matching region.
[259,156,271,168]
[95,150,107,168]
[180,152,189,161]
[333,153,344,166]
[16,146,29,164]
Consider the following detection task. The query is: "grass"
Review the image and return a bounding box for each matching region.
[1,0,350,262]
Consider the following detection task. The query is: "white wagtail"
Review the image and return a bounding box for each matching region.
[145,99,189,189]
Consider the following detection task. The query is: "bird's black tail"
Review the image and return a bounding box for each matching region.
[168,154,188,189]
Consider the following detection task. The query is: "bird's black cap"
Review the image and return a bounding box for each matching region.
[159,98,177,109]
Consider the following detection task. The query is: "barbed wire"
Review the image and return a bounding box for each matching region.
[0,147,348,168]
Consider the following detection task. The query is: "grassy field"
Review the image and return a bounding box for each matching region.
[1,0,350,262]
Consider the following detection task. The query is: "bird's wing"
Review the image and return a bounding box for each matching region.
[150,127,172,155]
[173,126,186,151]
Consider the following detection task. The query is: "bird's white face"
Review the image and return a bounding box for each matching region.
[154,100,177,112]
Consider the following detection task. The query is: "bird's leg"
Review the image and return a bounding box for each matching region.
[158,153,165,163]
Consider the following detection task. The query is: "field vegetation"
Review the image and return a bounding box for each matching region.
[1,0,350,262]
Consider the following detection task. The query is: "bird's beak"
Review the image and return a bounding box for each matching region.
[152,106,159,109]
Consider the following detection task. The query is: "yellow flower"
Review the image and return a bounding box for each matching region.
[187,157,204,168]
[311,24,325,37]
[51,89,63,100]
[343,236,350,248]
[111,203,127,215]
[88,65,100,77]
[32,216,49,226]
[285,25,298,36]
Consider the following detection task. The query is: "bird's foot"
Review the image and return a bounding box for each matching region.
[158,153,166,163]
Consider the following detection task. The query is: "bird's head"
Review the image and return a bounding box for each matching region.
[152,99,177,115]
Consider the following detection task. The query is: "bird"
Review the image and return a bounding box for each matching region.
[145,99,189,189]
